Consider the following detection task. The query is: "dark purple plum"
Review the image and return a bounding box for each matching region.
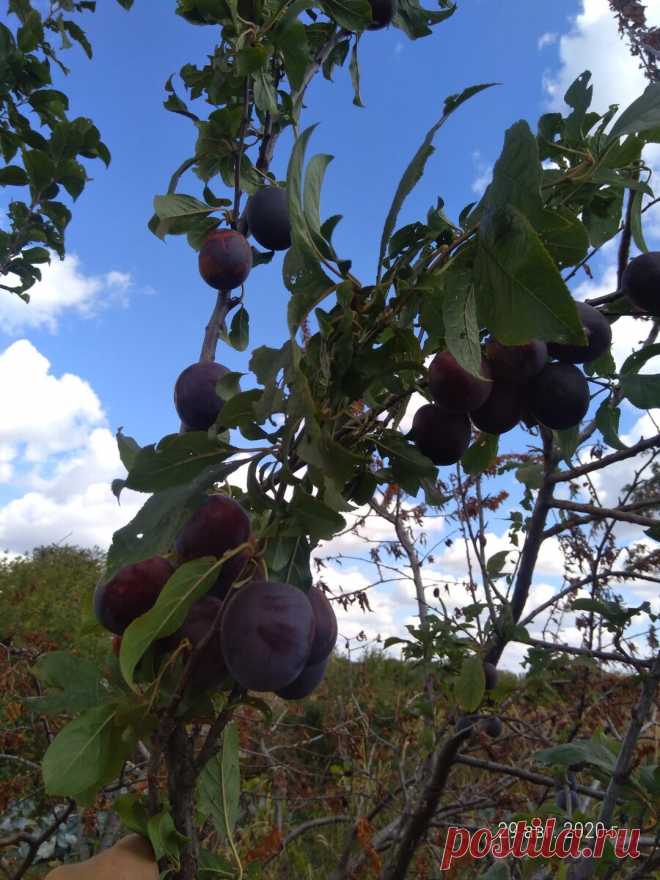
[307,586,338,664]
[367,0,396,28]
[246,188,291,251]
[483,662,498,691]
[174,361,230,431]
[412,403,471,466]
[621,251,660,315]
[428,351,492,414]
[527,364,590,430]
[484,339,547,383]
[160,596,228,692]
[220,580,316,692]
[94,556,174,635]
[470,381,523,436]
[483,716,502,738]
[198,229,252,291]
[175,495,251,568]
[275,657,328,700]
[547,301,612,364]
[455,714,480,737]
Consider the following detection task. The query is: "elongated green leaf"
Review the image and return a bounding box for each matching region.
[303,153,334,236]
[377,83,497,279]
[620,373,660,409]
[0,165,28,186]
[42,704,120,796]
[153,193,214,220]
[124,433,239,493]
[321,0,371,31]
[348,38,364,108]
[30,652,102,715]
[595,402,626,451]
[290,487,346,541]
[457,655,485,712]
[609,81,660,140]
[462,432,499,476]
[475,205,583,345]
[119,557,220,689]
[441,261,482,378]
[620,342,660,376]
[198,721,241,844]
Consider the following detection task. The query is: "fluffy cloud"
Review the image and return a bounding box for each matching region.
[0,254,132,335]
[543,0,660,114]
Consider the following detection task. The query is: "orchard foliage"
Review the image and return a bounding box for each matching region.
[0,0,133,300]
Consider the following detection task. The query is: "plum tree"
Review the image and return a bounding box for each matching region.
[275,657,328,700]
[175,495,251,568]
[412,403,471,466]
[483,661,498,691]
[470,381,523,436]
[527,363,590,430]
[220,580,316,691]
[160,596,228,692]
[307,586,338,664]
[198,229,252,290]
[428,351,492,413]
[547,301,612,364]
[367,0,396,28]
[173,361,230,431]
[94,556,174,635]
[246,187,291,251]
[484,338,547,382]
[621,251,660,314]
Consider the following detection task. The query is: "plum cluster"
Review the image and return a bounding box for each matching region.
[197,187,291,292]
[413,298,612,466]
[94,494,337,700]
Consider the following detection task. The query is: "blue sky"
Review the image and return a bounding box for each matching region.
[1,0,660,666]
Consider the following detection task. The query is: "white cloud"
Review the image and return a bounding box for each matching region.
[0,254,133,335]
[538,32,558,50]
[471,150,493,196]
[0,340,104,470]
[543,0,660,114]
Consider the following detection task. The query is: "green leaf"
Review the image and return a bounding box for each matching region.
[537,208,590,269]
[116,428,141,471]
[23,149,55,195]
[555,425,580,462]
[218,388,263,427]
[21,246,50,263]
[516,461,543,489]
[535,737,616,773]
[483,120,543,220]
[228,305,249,352]
[303,154,334,237]
[0,166,28,186]
[115,793,150,835]
[441,258,482,378]
[378,82,496,278]
[198,721,241,845]
[253,70,278,116]
[609,81,660,140]
[276,19,310,91]
[290,487,346,542]
[457,655,485,712]
[486,550,509,579]
[620,342,660,376]
[124,433,239,493]
[42,704,121,797]
[475,205,584,345]
[630,190,649,254]
[154,193,214,221]
[17,10,43,52]
[30,652,103,715]
[320,0,372,31]
[119,557,220,689]
[62,20,93,58]
[147,811,187,862]
[620,373,660,409]
[595,402,626,451]
[462,433,499,476]
[348,38,364,108]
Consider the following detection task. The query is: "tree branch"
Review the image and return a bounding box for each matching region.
[549,434,660,485]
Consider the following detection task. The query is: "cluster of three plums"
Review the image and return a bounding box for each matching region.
[413,300,613,467]
[94,494,337,700]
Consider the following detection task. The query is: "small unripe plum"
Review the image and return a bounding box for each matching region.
[547,302,612,364]
[161,596,227,692]
[275,657,328,700]
[484,339,548,383]
[220,580,316,692]
[94,556,174,635]
[483,662,498,691]
[527,363,590,430]
[483,716,502,738]
[175,495,251,567]
[412,403,471,466]
[307,586,338,664]
[621,251,660,315]
[470,381,523,436]
[198,229,252,291]
[246,187,291,251]
[173,361,230,431]
[428,352,492,413]
[367,0,396,28]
